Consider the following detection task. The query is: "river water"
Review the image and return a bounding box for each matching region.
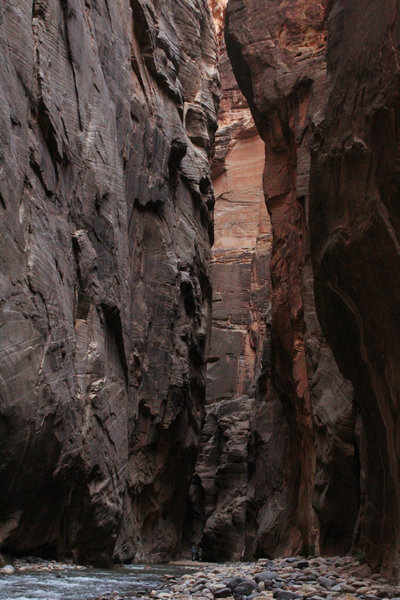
[0,564,190,600]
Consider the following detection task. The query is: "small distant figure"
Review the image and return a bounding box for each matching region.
[191,545,197,561]
[198,547,203,562]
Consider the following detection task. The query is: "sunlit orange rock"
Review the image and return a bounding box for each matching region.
[185,0,274,560]
[225,0,358,559]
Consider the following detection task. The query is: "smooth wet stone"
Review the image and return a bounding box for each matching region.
[273,588,301,600]
[0,565,15,574]
[255,572,280,583]
[208,583,226,592]
[234,581,258,596]
[215,589,234,598]
[352,581,368,588]
[227,577,249,590]
[353,565,373,578]
[318,577,335,589]
[192,584,207,592]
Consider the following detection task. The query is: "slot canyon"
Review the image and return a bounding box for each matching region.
[1,0,400,591]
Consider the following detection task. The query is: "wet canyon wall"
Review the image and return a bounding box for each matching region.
[0,0,218,564]
[226,0,400,577]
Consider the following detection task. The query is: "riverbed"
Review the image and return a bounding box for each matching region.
[0,563,191,600]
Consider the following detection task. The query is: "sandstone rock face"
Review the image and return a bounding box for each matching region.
[0,0,218,564]
[225,0,359,558]
[186,1,274,561]
[188,395,256,560]
[208,125,270,406]
[309,0,400,578]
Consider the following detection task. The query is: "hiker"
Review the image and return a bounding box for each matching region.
[191,545,197,561]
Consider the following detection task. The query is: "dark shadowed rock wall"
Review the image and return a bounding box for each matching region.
[310,0,400,579]
[225,0,360,560]
[0,0,218,564]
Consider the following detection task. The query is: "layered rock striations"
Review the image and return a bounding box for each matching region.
[0,0,218,564]
[208,129,269,407]
[3,0,398,575]
[309,1,400,578]
[225,0,359,559]
[186,1,275,561]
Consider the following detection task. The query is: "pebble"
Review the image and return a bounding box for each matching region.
[146,557,398,600]
[318,577,335,589]
[255,571,280,583]
[273,589,301,599]
[0,565,15,574]
[2,555,397,600]
[12,557,85,572]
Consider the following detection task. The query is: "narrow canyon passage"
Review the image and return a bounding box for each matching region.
[185,0,360,567]
[179,3,271,560]
[185,24,272,558]
[0,0,400,586]
[224,0,400,580]
[218,0,361,563]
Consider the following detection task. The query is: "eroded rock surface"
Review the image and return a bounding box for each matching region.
[208,122,270,406]
[225,0,359,559]
[0,0,218,564]
[185,1,274,561]
[309,0,400,578]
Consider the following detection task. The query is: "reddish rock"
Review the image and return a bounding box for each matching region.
[225,0,359,558]
[208,130,271,404]
[186,0,274,560]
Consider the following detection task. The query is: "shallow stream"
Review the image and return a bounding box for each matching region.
[0,564,190,600]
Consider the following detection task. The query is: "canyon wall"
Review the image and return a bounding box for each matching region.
[225,0,360,561]
[208,126,269,410]
[226,0,400,578]
[309,0,400,578]
[185,2,277,560]
[0,0,218,564]
[2,0,399,574]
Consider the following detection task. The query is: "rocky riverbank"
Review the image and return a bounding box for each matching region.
[1,556,399,600]
[150,557,400,600]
